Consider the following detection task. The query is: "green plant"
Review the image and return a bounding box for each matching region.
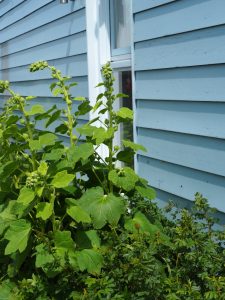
[0,62,224,299]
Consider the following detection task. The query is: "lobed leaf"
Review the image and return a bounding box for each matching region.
[51,170,75,188]
[25,104,45,116]
[78,187,125,229]
[4,219,31,255]
[67,205,91,224]
[123,140,147,152]
[108,167,139,192]
[116,107,133,120]
[76,249,103,274]
[36,203,53,221]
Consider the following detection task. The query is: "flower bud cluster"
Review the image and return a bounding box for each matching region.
[29,61,48,72]
[9,94,25,105]
[26,171,41,188]
[101,62,114,81]
[0,80,9,93]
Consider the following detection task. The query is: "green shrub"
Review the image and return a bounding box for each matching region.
[0,62,224,299]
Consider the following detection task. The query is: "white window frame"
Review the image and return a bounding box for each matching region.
[85,0,137,169]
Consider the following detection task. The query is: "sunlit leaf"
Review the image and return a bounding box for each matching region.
[78,187,125,229]
[25,104,45,116]
[51,170,75,188]
[4,219,31,255]
[36,203,53,221]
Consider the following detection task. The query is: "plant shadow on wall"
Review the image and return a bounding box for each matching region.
[0,62,225,299]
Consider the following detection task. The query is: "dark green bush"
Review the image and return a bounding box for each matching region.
[0,62,224,299]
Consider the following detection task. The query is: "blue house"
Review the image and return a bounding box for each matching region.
[0,0,225,215]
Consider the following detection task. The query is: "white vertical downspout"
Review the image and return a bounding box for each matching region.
[85,0,111,158]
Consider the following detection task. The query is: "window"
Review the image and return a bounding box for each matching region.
[110,0,132,56]
[114,70,133,167]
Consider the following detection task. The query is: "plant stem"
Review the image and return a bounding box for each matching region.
[50,192,57,233]
[7,88,37,170]
[107,92,114,193]
[52,69,74,146]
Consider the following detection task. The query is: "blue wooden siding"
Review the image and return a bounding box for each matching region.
[133,0,225,212]
[0,0,88,140]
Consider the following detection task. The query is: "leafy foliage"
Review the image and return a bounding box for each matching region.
[0,62,224,299]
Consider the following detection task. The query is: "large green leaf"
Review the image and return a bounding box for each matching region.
[122,140,147,152]
[0,201,17,235]
[67,143,94,166]
[13,187,35,217]
[35,244,54,268]
[29,139,41,151]
[75,230,101,249]
[0,281,17,300]
[76,249,103,274]
[17,187,35,206]
[93,127,114,145]
[37,161,48,176]
[54,231,74,253]
[108,167,139,191]
[39,133,57,147]
[35,243,59,278]
[116,107,133,120]
[4,219,31,255]
[67,205,91,224]
[78,187,125,229]
[36,203,53,221]
[45,110,61,128]
[135,186,156,200]
[43,148,64,161]
[51,170,75,188]
[125,212,161,235]
[76,124,97,136]
[29,133,58,151]
[25,104,45,116]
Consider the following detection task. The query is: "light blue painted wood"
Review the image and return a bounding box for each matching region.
[155,188,193,211]
[137,128,225,177]
[133,0,176,13]
[136,66,225,102]
[0,0,24,17]
[135,25,225,70]
[0,0,85,43]
[0,9,86,58]
[0,32,86,70]
[137,155,225,213]
[7,77,88,98]
[133,0,225,215]
[0,54,87,81]
[134,0,225,42]
[136,100,225,139]
[0,0,53,30]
